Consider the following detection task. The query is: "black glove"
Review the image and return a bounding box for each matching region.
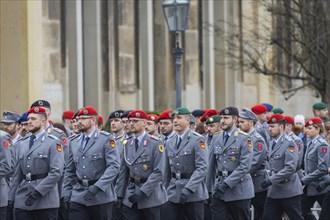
[25,190,42,206]
[316,181,328,192]
[128,188,145,204]
[179,188,193,204]
[261,179,272,189]
[116,197,123,209]
[83,185,101,200]
[63,196,71,210]
[213,182,230,200]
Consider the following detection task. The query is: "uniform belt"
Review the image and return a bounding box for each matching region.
[24,173,48,181]
[77,179,98,187]
[218,171,233,178]
[130,177,147,184]
[171,173,192,180]
[251,169,265,177]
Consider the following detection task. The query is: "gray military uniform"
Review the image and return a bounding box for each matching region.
[267,134,302,198]
[164,130,209,203]
[0,131,12,208]
[62,130,120,206]
[256,122,270,147]
[9,131,64,210]
[302,135,329,196]
[249,129,268,193]
[288,132,305,179]
[116,132,167,209]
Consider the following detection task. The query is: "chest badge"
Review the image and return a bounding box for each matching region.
[159,144,164,153]
[231,156,236,162]
[143,164,148,171]
[289,146,294,153]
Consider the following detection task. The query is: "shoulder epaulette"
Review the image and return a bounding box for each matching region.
[318,137,327,144]
[48,134,59,140]
[213,131,223,136]
[150,135,160,140]
[239,130,248,136]
[100,130,110,136]
[52,127,64,134]
[20,134,31,141]
[285,135,293,142]
[68,134,79,140]
[253,132,262,139]
[192,131,203,137]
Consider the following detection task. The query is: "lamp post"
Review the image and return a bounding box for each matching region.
[162,0,190,108]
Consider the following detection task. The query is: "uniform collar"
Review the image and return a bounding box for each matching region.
[33,130,46,141]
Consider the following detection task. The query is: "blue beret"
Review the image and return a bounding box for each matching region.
[17,112,28,124]
[219,106,239,116]
[262,103,273,112]
[191,109,205,117]
[239,108,258,123]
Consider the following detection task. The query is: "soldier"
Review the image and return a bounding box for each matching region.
[272,108,284,115]
[146,114,161,138]
[251,104,271,148]
[116,110,167,220]
[261,103,273,121]
[162,107,208,220]
[98,116,104,130]
[301,117,329,220]
[1,111,20,145]
[8,107,64,220]
[0,131,12,219]
[238,108,268,220]
[312,102,329,122]
[62,110,75,136]
[61,106,120,220]
[284,116,305,179]
[191,109,205,125]
[261,114,303,220]
[121,110,133,139]
[158,110,176,147]
[210,106,254,220]
[17,112,29,139]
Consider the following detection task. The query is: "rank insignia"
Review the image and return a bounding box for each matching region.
[200,140,206,149]
[159,144,164,153]
[143,164,148,171]
[257,143,262,151]
[289,146,294,153]
[231,156,236,162]
[110,140,116,148]
[123,140,127,145]
[322,147,327,153]
[247,140,252,148]
[234,131,239,137]
[62,138,67,145]
[3,141,8,149]
[56,143,62,152]
[297,144,301,151]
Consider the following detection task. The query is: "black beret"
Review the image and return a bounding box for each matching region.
[121,110,132,119]
[30,100,51,109]
[219,106,239,116]
[191,109,205,117]
[109,110,124,119]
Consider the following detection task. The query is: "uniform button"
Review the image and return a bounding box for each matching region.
[134,168,137,170]
[82,157,85,159]
[177,163,179,166]
[28,157,30,160]
[84,176,86,178]
[224,154,226,156]
[176,156,178,158]
[82,166,85,169]
[27,165,30,168]
[224,161,226,164]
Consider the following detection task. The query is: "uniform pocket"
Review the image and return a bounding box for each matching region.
[91,153,104,169]
[34,152,49,172]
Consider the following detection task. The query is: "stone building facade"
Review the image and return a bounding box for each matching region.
[0,0,319,121]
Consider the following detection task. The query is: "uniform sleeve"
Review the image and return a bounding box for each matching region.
[302,143,328,185]
[224,135,253,188]
[163,148,172,189]
[140,140,165,196]
[62,140,76,198]
[206,138,216,193]
[184,136,208,193]
[250,138,267,174]
[8,144,24,201]
[35,139,64,196]
[270,141,298,184]
[115,151,130,198]
[94,136,120,192]
[0,139,12,179]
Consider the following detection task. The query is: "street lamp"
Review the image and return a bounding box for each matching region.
[162,0,190,108]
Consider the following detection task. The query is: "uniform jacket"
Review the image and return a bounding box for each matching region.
[206,131,222,193]
[302,135,329,196]
[62,130,120,206]
[116,132,167,209]
[256,122,270,148]
[210,127,254,202]
[249,129,268,193]
[267,134,302,199]
[9,132,64,210]
[0,131,12,207]
[164,130,209,203]
[288,132,305,179]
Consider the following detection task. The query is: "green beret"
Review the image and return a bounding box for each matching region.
[313,102,327,110]
[172,107,190,116]
[272,108,284,114]
[206,115,220,124]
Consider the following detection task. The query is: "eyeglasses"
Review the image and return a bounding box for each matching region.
[128,119,143,124]
[77,117,93,121]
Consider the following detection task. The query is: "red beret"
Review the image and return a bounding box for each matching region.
[62,110,75,119]
[147,114,159,122]
[305,117,323,127]
[201,109,218,122]
[27,107,47,115]
[268,114,285,124]
[98,115,104,123]
[78,106,98,116]
[284,115,294,125]
[128,110,148,119]
[158,110,173,121]
[251,104,268,115]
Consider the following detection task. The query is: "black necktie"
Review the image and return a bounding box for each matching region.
[135,138,139,152]
[224,134,229,145]
[29,135,36,149]
[176,137,182,149]
[207,136,213,146]
[272,141,276,150]
[81,136,90,150]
